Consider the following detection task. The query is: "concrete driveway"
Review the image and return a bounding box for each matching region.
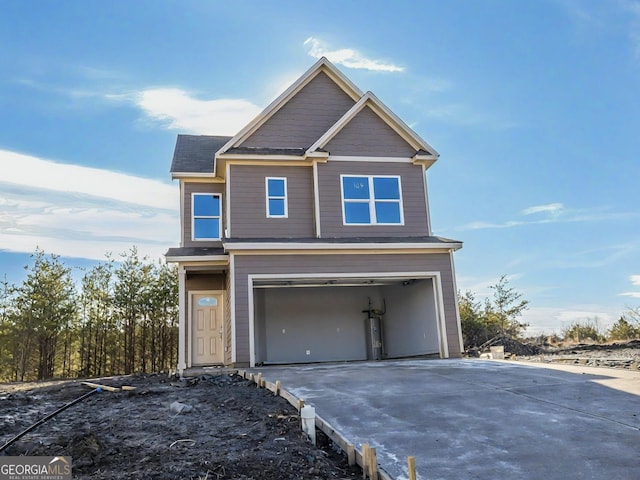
[252,359,640,480]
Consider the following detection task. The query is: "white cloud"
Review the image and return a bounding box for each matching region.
[521,203,564,216]
[458,204,636,231]
[304,37,404,72]
[424,103,519,130]
[523,305,619,336]
[0,150,178,261]
[134,88,262,136]
[619,274,640,298]
[2,149,176,210]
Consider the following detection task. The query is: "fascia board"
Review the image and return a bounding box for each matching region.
[165,255,230,263]
[223,242,463,252]
[171,172,222,181]
[215,57,363,158]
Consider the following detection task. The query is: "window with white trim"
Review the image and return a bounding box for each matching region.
[192,193,221,240]
[341,175,403,225]
[265,177,288,218]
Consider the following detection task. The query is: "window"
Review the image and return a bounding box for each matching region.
[341,175,403,225]
[192,193,221,240]
[265,177,288,218]
[197,297,218,307]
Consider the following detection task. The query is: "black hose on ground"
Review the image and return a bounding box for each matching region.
[0,387,101,453]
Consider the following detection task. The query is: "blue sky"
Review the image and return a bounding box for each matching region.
[1,1,639,335]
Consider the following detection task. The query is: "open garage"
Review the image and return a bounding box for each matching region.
[251,275,446,365]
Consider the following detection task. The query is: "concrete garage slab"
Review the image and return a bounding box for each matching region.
[251,359,640,480]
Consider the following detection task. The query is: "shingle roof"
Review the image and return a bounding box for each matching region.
[165,247,226,257]
[170,135,232,174]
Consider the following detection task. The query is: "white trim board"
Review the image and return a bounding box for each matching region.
[246,271,450,367]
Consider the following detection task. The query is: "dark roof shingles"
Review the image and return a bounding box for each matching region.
[170,135,232,174]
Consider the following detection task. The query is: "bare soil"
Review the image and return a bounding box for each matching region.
[0,373,361,479]
[516,339,640,370]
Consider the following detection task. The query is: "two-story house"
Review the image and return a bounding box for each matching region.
[166,57,463,373]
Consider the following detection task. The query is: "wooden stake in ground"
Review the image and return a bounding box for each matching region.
[408,456,417,480]
[362,443,370,479]
[368,447,378,480]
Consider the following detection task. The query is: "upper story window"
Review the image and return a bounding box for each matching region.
[192,193,221,240]
[341,175,403,225]
[265,177,288,218]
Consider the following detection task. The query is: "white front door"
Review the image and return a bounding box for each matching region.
[191,293,224,365]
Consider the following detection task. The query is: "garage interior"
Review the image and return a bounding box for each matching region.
[252,277,442,365]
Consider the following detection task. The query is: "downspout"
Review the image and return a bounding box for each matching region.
[312,160,322,238]
[422,164,432,236]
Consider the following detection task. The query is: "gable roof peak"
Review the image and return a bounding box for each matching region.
[216,58,363,157]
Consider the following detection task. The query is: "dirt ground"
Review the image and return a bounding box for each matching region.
[0,373,361,479]
[516,339,640,370]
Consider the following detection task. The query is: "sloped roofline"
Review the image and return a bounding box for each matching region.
[306,91,439,159]
[215,57,363,158]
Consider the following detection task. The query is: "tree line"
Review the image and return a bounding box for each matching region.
[459,275,640,349]
[0,248,178,382]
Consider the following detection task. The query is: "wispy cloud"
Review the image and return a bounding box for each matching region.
[523,305,619,335]
[131,88,262,136]
[522,203,564,216]
[619,274,640,298]
[424,103,519,130]
[458,203,636,231]
[545,244,633,269]
[304,37,404,72]
[623,0,640,57]
[16,74,263,136]
[0,149,178,261]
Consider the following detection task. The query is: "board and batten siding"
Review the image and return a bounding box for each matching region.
[229,165,315,238]
[183,182,225,247]
[324,106,416,157]
[317,161,429,237]
[231,252,461,365]
[240,71,355,149]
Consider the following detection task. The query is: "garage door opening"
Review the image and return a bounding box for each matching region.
[250,275,445,365]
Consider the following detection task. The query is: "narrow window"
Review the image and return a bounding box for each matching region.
[192,193,221,240]
[266,177,288,218]
[341,175,403,225]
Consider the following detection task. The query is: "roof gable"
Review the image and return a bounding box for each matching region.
[307,92,439,159]
[217,57,363,156]
[238,71,356,149]
[322,105,416,158]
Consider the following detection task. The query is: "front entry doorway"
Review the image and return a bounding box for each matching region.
[191,293,224,365]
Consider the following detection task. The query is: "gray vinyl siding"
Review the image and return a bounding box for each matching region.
[232,252,461,364]
[317,161,429,237]
[240,71,355,149]
[183,182,225,247]
[229,165,315,238]
[324,106,416,157]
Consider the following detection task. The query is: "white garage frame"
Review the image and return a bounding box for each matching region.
[246,271,449,367]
